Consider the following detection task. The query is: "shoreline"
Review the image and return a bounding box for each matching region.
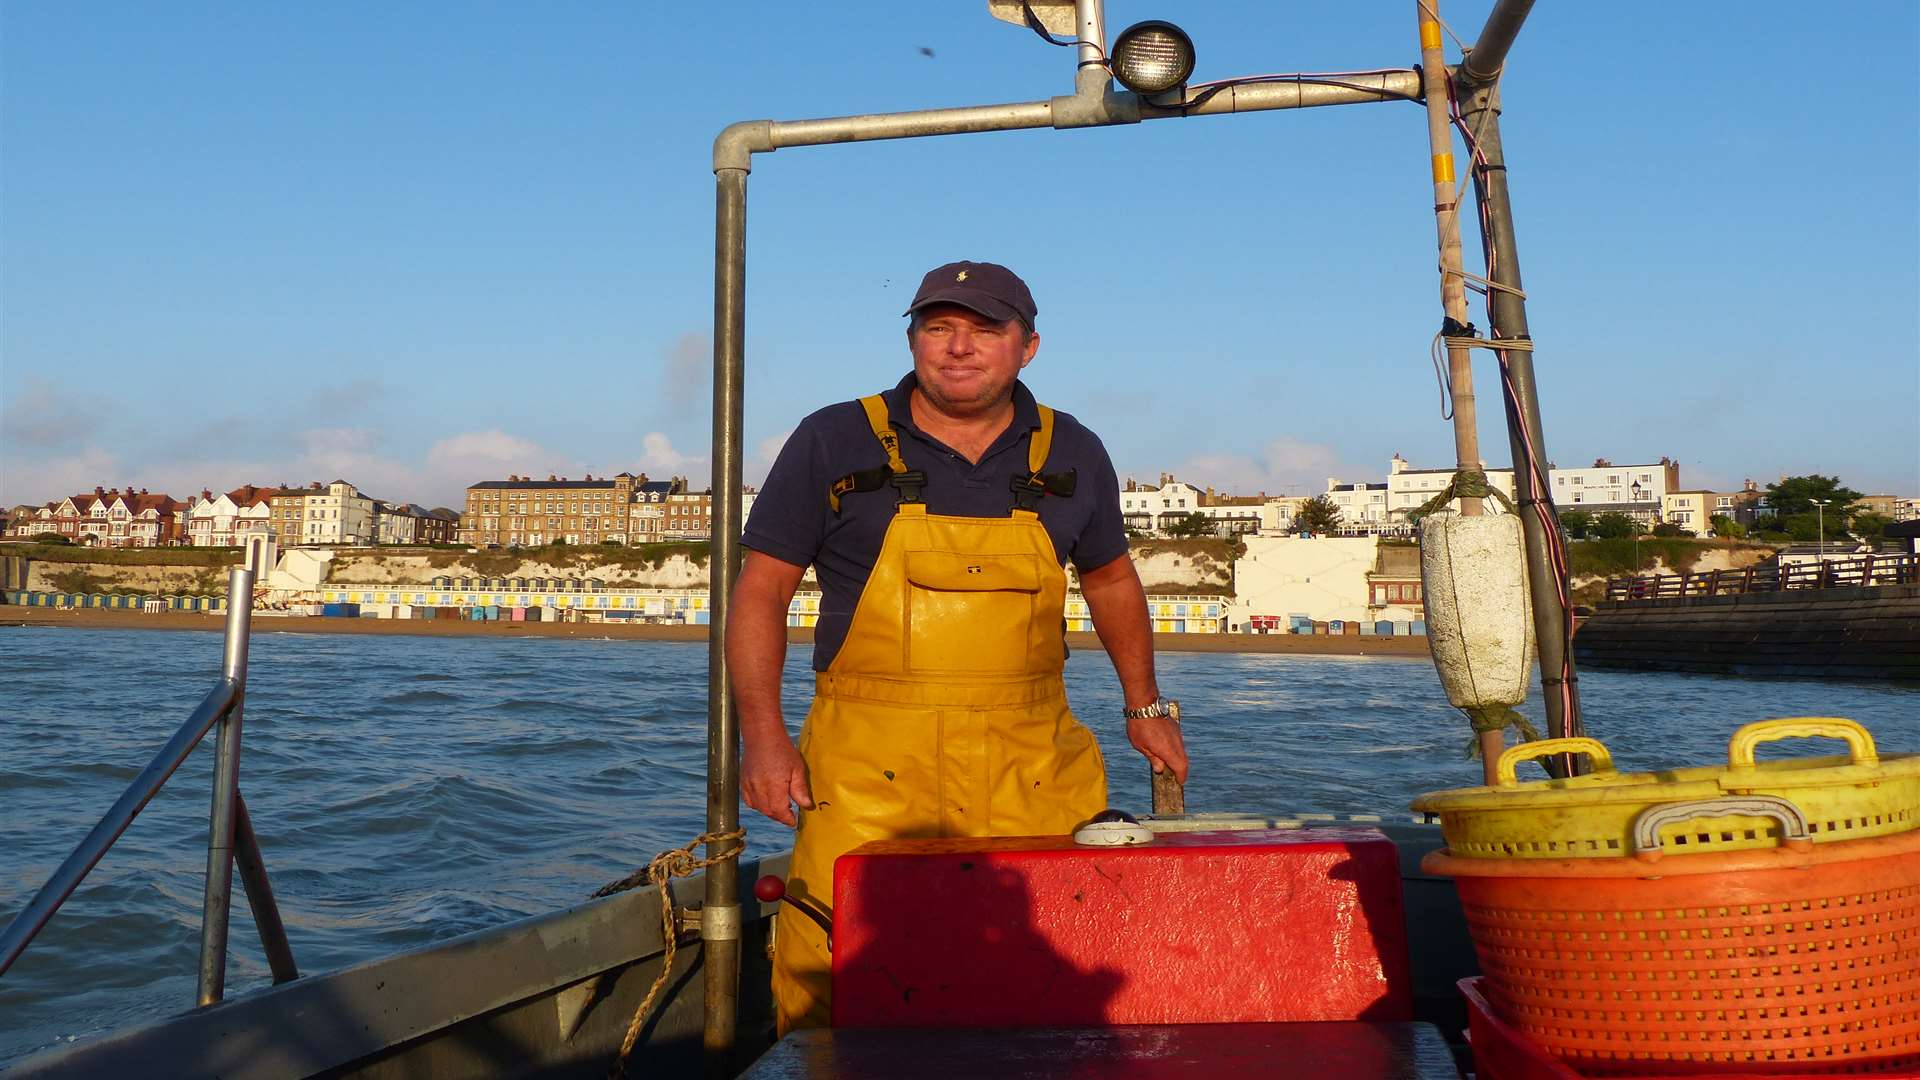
[0,606,1432,657]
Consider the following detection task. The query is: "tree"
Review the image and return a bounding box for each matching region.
[1852,512,1891,539]
[1591,511,1640,539]
[1764,475,1864,520]
[1650,522,1689,538]
[1710,514,1747,539]
[1292,495,1342,536]
[1163,512,1216,539]
[1558,510,1596,539]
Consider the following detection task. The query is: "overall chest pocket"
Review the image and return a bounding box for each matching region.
[902,550,1041,675]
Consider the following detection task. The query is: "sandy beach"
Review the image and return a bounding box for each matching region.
[0,606,1432,657]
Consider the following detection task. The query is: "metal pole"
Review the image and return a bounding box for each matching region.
[232,790,298,984]
[197,565,254,1006]
[701,166,748,1076]
[0,681,237,976]
[1458,82,1585,750]
[1459,0,1536,89]
[1072,0,1105,71]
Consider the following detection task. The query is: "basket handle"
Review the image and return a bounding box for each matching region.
[1632,795,1811,858]
[1495,738,1615,787]
[1727,718,1878,770]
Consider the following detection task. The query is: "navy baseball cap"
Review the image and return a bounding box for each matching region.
[903,261,1037,331]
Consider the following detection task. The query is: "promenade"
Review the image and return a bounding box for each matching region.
[0,606,1431,657]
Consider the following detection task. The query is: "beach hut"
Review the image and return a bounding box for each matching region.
[1374,620,1395,636]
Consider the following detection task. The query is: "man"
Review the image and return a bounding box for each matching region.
[727,260,1188,1031]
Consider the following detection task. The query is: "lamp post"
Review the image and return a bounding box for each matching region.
[1811,498,1829,564]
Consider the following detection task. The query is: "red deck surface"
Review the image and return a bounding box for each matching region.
[832,827,1411,1028]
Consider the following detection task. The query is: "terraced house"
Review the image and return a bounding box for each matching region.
[461,473,655,547]
[5,487,185,547]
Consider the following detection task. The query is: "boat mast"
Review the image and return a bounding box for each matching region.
[1454,0,1587,753]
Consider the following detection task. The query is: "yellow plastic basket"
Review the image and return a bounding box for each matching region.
[1411,717,1920,859]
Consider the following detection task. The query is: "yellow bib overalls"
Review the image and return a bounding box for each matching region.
[770,394,1109,1031]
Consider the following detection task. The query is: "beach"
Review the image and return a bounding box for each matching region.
[0,605,1432,656]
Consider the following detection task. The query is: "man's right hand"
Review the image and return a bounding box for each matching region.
[742,733,814,828]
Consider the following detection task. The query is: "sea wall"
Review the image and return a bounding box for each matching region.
[1574,584,1920,679]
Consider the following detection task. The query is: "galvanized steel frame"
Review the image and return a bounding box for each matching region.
[704,0,1554,1063]
[0,566,299,1000]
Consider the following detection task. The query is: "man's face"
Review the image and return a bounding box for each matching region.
[908,304,1039,418]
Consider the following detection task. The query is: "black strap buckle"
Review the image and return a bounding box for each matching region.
[891,470,928,505]
[1009,472,1044,512]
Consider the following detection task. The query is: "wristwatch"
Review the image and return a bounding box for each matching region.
[1123,697,1179,721]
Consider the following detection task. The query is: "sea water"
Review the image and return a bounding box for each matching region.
[2,625,1916,1062]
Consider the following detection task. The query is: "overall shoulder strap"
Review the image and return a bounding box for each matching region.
[829,394,926,513]
[1010,403,1076,513]
[1027,404,1056,476]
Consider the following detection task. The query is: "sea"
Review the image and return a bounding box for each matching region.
[2,624,1917,1064]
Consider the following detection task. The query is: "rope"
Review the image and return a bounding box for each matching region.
[592,827,746,1080]
[1408,469,1518,520]
[1443,334,1533,352]
[1462,704,1539,759]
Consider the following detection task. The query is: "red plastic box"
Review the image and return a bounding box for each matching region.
[831,827,1411,1028]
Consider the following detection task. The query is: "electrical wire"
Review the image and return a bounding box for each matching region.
[1433,54,1585,740]
[1175,70,1420,113]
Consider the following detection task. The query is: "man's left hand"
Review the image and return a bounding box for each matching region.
[1127,715,1189,784]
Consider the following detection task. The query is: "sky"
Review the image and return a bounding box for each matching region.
[3,2,1916,510]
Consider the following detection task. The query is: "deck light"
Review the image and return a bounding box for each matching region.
[1110,20,1194,95]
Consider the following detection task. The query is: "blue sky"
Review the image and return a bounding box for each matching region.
[3,2,1916,509]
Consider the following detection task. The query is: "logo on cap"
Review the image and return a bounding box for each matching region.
[956,271,969,281]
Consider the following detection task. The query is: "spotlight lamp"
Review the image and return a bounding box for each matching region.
[1110,20,1195,96]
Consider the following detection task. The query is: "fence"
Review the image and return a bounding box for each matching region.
[1604,554,1918,602]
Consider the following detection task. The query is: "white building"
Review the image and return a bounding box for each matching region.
[1325,455,1680,532]
[186,485,280,547]
[1119,476,1206,534]
[1227,534,1422,628]
[300,480,376,546]
[1322,481,1393,533]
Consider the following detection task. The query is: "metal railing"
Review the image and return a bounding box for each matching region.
[1604,554,1919,602]
[0,564,298,1004]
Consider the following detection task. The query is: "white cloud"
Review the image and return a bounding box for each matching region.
[1128,437,1370,499]
[0,377,91,451]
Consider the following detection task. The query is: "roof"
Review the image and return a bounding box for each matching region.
[469,479,622,491]
[225,484,284,507]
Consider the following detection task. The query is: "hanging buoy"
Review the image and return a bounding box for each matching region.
[1419,509,1537,762]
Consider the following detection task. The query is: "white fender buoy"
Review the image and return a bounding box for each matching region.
[1419,510,1535,712]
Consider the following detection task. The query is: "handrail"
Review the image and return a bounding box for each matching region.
[1604,553,1918,602]
[0,565,297,998]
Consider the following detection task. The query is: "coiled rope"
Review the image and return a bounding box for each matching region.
[1408,468,1518,521]
[591,827,746,1080]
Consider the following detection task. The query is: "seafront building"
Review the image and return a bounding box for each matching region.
[7,487,185,548]
[1325,454,1682,535]
[460,473,659,546]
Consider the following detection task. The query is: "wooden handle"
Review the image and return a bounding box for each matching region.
[1150,701,1185,816]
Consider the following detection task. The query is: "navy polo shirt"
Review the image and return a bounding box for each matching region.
[744,373,1128,671]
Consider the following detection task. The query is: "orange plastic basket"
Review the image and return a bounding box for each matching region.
[1426,812,1920,1075]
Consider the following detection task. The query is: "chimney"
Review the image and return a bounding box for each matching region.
[95,486,105,494]
[548,474,559,482]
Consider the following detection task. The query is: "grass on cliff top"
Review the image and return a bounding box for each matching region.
[400,542,711,575]
[1129,537,1244,564]
[6,543,243,567]
[1567,538,1775,580]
